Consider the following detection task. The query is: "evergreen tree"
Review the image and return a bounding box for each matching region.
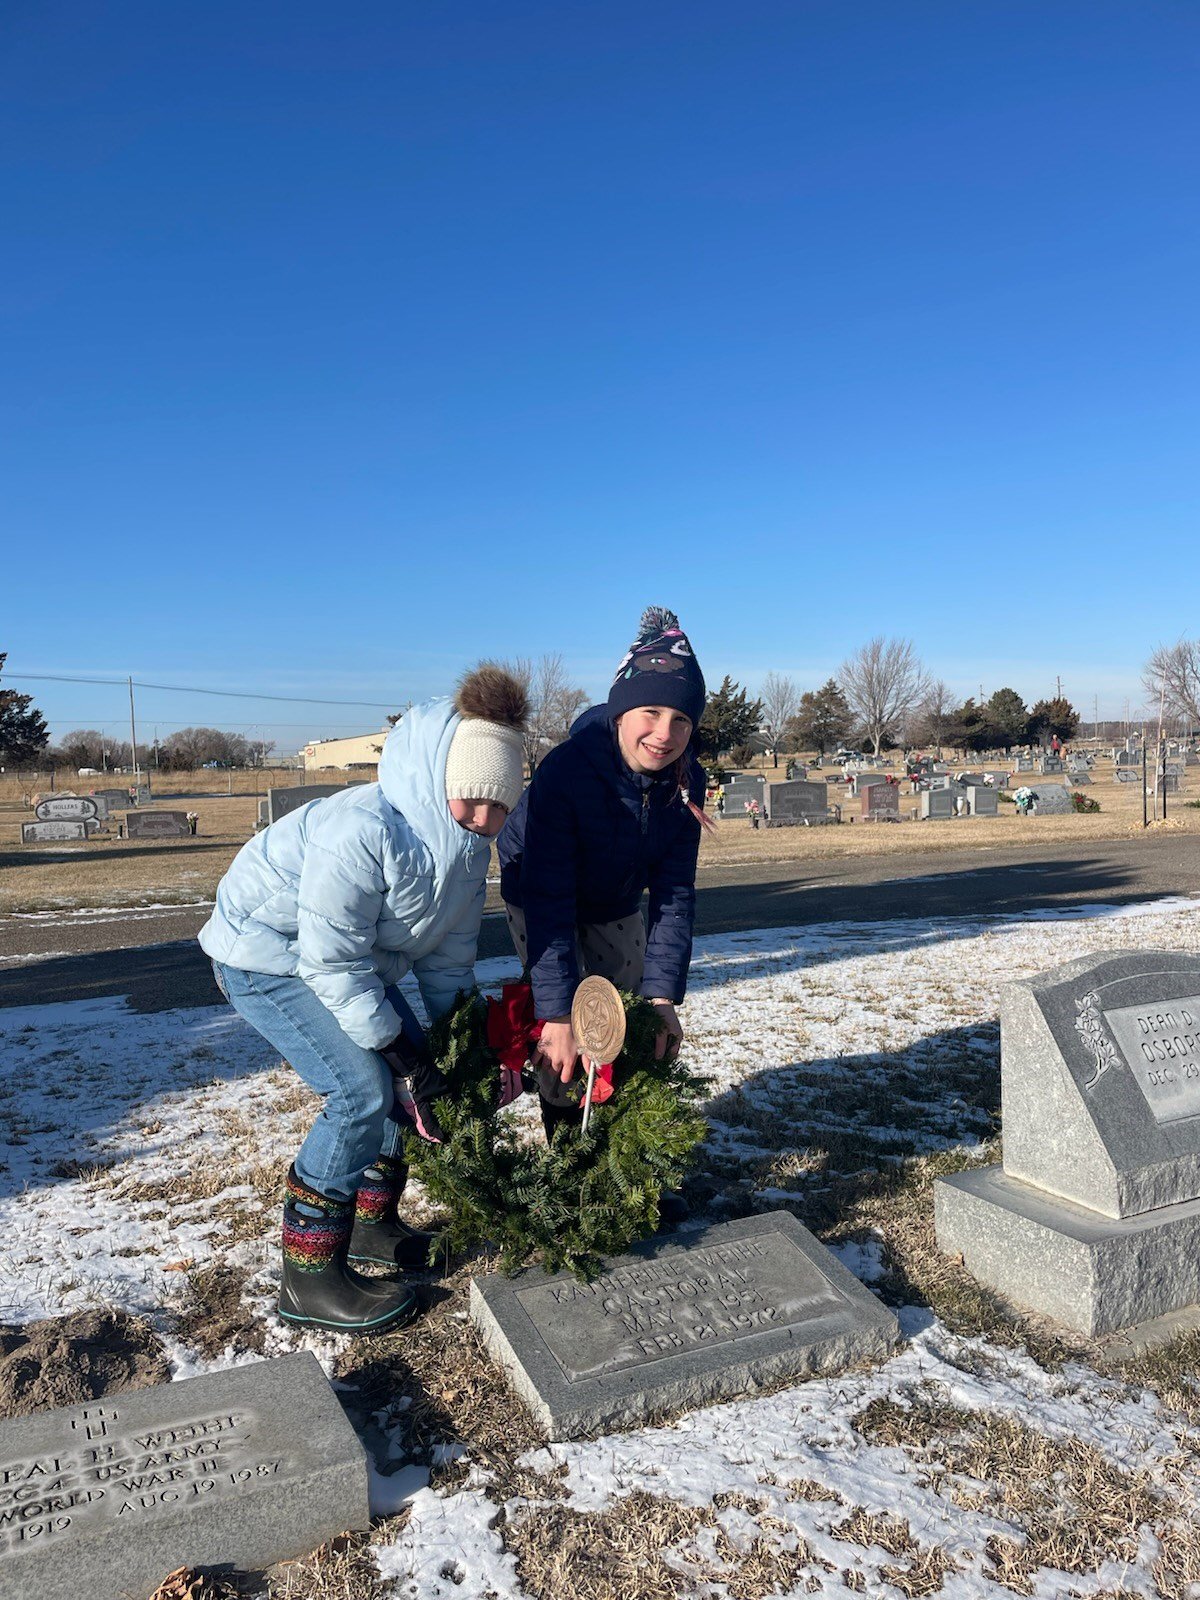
[788,679,853,761]
[985,687,1029,748]
[695,676,763,760]
[947,698,992,754]
[0,654,49,765]
[1028,696,1080,744]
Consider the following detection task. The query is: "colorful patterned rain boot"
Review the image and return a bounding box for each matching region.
[278,1165,420,1334]
[347,1155,437,1272]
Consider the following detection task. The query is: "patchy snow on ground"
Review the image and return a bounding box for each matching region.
[3,895,1200,1597]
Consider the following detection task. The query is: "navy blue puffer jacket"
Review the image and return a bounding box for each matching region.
[497,705,704,1018]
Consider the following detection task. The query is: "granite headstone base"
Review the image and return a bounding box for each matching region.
[470,1212,900,1440]
[0,1352,368,1600]
[935,1165,1200,1338]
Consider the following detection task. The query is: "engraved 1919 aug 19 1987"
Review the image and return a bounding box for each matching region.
[0,1353,367,1600]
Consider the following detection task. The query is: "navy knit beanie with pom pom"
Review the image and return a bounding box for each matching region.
[607,607,706,728]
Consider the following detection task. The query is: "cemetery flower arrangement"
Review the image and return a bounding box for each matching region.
[1071,792,1101,813]
[405,986,709,1279]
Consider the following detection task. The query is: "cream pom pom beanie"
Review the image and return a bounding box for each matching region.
[444,665,528,814]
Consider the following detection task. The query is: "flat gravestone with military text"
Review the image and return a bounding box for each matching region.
[470,1212,898,1439]
[0,1353,366,1600]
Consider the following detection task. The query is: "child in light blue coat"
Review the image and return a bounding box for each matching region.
[200,666,527,1334]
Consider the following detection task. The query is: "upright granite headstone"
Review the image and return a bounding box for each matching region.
[936,950,1200,1336]
[124,811,191,839]
[966,785,999,816]
[0,1352,367,1600]
[22,820,90,844]
[721,775,766,821]
[35,796,98,822]
[861,783,900,821]
[850,772,888,797]
[266,783,364,824]
[919,788,955,820]
[1031,785,1074,815]
[471,1212,899,1439]
[764,780,830,826]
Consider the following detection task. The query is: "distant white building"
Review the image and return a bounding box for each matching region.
[300,728,389,771]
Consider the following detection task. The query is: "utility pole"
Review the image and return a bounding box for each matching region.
[1055,674,1063,700]
[128,676,140,785]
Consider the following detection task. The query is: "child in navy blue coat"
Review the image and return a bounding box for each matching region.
[498,607,710,1141]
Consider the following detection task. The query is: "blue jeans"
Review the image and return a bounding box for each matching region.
[211,960,422,1203]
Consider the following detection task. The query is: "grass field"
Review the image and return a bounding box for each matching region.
[1,760,1196,914]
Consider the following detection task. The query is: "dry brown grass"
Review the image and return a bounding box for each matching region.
[0,769,365,912]
[854,1388,1168,1594]
[267,1533,389,1600]
[831,1509,960,1597]
[504,1492,716,1600]
[503,1489,819,1600]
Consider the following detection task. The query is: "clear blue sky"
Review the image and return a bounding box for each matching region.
[4,2,1197,749]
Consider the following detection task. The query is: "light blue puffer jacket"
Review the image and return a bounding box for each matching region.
[198,698,489,1048]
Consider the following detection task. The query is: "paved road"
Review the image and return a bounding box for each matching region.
[1,833,1195,1012]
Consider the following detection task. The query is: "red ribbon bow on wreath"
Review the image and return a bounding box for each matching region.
[485,982,615,1108]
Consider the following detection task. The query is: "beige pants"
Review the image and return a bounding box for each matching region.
[504,903,646,1107]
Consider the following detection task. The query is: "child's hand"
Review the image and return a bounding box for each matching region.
[536,1018,580,1083]
[649,999,683,1061]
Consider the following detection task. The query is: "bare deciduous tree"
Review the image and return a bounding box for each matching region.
[908,678,955,755]
[839,637,929,756]
[1145,640,1200,732]
[498,654,588,772]
[758,672,799,768]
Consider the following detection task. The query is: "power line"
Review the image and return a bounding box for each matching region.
[5,672,402,709]
[44,718,380,730]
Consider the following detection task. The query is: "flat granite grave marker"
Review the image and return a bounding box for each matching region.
[0,1352,367,1600]
[936,950,1200,1335]
[470,1211,899,1439]
[764,780,830,826]
[124,810,191,839]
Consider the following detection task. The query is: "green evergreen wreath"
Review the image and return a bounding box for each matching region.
[406,990,709,1279]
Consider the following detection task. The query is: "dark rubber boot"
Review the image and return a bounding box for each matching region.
[539,1095,584,1144]
[348,1155,437,1272]
[278,1168,420,1335]
[656,1189,691,1230]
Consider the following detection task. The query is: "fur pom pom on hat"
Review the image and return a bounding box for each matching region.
[445,665,528,814]
[607,606,706,728]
